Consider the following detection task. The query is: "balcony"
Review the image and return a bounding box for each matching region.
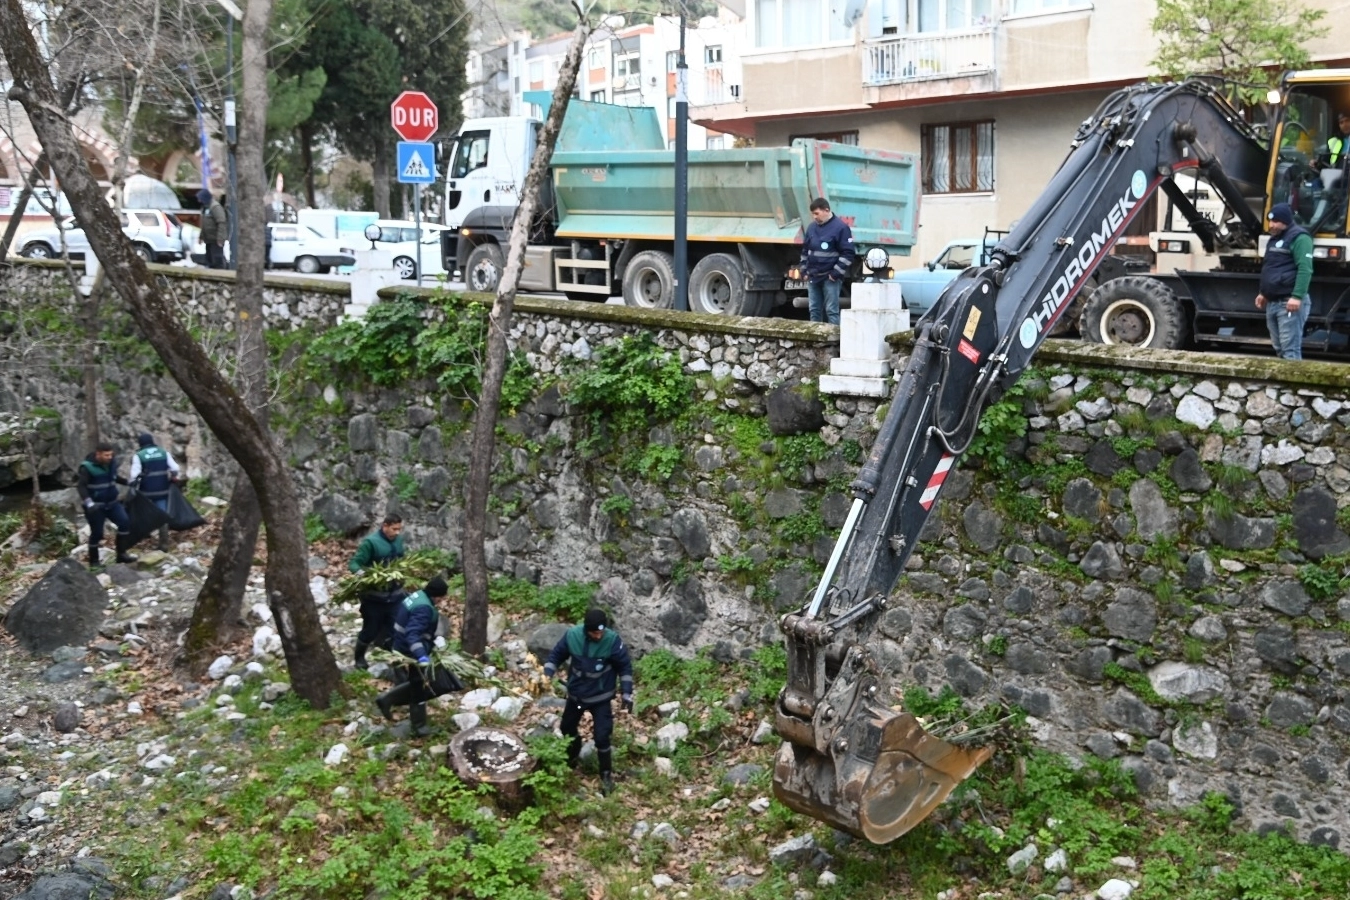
[863,28,995,87]
[694,67,742,106]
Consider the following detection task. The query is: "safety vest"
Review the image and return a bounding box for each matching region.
[80,457,119,504]
[136,446,172,498]
[1329,135,1345,166]
[393,590,437,656]
[561,625,621,703]
[1259,224,1311,299]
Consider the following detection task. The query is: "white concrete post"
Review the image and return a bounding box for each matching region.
[345,248,397,320]
[818,280,909,397]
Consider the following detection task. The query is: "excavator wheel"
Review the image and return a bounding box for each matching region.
[1081,276,1188,350]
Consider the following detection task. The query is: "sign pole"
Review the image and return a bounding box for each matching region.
[415,184,422,288]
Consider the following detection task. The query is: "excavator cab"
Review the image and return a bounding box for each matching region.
[1268,72,1350,237]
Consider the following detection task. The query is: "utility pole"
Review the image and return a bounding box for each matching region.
[216,0,242,268]
[673,8,689,311]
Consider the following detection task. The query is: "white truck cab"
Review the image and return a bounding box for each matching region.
[443,117,537,232]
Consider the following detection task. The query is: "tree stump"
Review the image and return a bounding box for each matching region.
[448,727,536,812]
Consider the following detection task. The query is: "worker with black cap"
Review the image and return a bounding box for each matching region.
[544,608,635,795]
[376,576,460,737]
[1255,202,1313,360]
[128,432,183,551]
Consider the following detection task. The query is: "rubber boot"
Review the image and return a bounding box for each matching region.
[409,703,432,738]
[375,682,414,721]
[565,736,581,770]
[354,640,371,671]
[114,533,138,564]
[87,541,101,568]
[156,524,170,552]
[598,748,614,795]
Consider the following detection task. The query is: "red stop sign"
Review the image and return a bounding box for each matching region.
[390,90,439,142]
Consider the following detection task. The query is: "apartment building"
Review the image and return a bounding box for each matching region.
[693,0,1350,261]
[482,14,740,150]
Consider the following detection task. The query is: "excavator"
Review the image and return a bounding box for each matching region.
[772,71,1350,843]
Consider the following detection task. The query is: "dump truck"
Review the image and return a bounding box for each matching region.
[440,92,918,316]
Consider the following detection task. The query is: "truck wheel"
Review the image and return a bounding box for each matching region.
[622,250,676,309]
[1082,276,1188,349]
[689,253,766,316]
[465,243,504,293]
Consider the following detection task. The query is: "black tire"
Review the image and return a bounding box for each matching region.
[622,250,676,309]
[295,255,321,275]
[688,252,768,316]
[393,256,417,280]
[1082,276,1188,349]
[132,243,153,262]
[20,243,53,259]
[464,243,505,293]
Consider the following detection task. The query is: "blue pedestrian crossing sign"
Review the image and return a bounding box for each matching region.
[397,141,436,184]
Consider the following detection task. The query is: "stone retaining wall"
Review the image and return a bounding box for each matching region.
[4,264,1350,847]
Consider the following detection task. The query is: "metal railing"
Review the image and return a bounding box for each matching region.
[863,28,995,87]
[692,67,743,106]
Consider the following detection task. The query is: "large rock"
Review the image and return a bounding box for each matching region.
[1085,441,1125,477]
[1292,487,1350,560]
[1129,478,1176,540]
[765,384,825,436]
[13,870,116,900]
[1168,448,1212,492]
[1080,541,1124,580]
[3,559,105,654]
[526,623,569,664]
[1102,588,1157,642]
[312,493,366,535]
[1062,478,1103,522]
[1258,580,1311,618]
[1205,508,1275,551]
[1148,662,1229,703]
[0,411,62,490]
[658,576,707,645]
[670,508,712,559]
[347,413,380,451]
[962,502,1003,553]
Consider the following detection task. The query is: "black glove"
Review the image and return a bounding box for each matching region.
[621,695,633,714]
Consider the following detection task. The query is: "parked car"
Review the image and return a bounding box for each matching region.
[893,232,1003,318]
[370,219,450,280]
[19,209,191,263]
[264,223,355,274]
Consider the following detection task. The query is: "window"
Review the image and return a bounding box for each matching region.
[755,0,850,48]
[271,226,297,242]
[615,52,640,78]
[912,0,994,31]
[588,48,603,69]
[705,45,722,64]
[134,212,159,227]
[590,89,607,102]
[790,130,860,146]
[922,120,994,193]
[666,50,679,72]
[450,131,491,178]
[1009,0,1081,13]
[528,61,543,83]
[706,135,726,149]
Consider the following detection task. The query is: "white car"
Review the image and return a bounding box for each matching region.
[370,219,450,280]
[19,209,192,263]
[266,223,355,274]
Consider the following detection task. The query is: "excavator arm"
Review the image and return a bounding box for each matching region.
[773,79,1270,843]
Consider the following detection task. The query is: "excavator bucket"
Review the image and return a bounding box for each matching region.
[773,706,993,844]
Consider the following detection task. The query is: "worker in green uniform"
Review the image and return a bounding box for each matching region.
[1255,203,1314,360]
[348,513,407,669]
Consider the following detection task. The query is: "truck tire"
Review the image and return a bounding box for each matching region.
[1082,276,1188,350]
[622,250,676,309]
[689,253,767,316]
[465,243,504,293]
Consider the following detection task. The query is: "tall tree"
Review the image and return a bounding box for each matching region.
[1152,0,1328,99]
[1,0,346,709]
[461,8,589,657]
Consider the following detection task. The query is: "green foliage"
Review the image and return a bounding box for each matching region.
[0,512,20,543]
[1298,562,1344,601]
[599,494,634,518]
[1103,662,1167,707]
[1184,637,1208,664]
[744,644,787,703]
[1151,0,1328,97]
[986,634,1008,656]
[629,443,683,481]
[392,471,418,502]
[777,510,826,545]
[777,433,829,476]
[536,582,596,622]
[303,513,333,543]
[967,383,1028,474]
[566,334,692,450]
[634,648,725,712]
[307,296,426,386]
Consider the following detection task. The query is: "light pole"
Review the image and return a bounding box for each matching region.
[214,0,242,269]
[673,7,689,311]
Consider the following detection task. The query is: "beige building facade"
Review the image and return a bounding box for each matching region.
[695,0,1350,262]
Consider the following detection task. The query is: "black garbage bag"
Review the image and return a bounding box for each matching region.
[165,484,207,531]
[124,489,171,546]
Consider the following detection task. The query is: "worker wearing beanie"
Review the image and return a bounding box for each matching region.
[544,608,635,795]
[375,576,459,737]
[1255,202,1313,360]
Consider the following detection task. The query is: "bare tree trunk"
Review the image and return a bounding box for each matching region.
[299,122,317,208]
[1,0,345,709]
[372,138,391,218]
[461,18,590,658]
[182,0,272,674]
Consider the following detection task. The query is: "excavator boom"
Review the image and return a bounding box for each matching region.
[773,79,1271,841]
